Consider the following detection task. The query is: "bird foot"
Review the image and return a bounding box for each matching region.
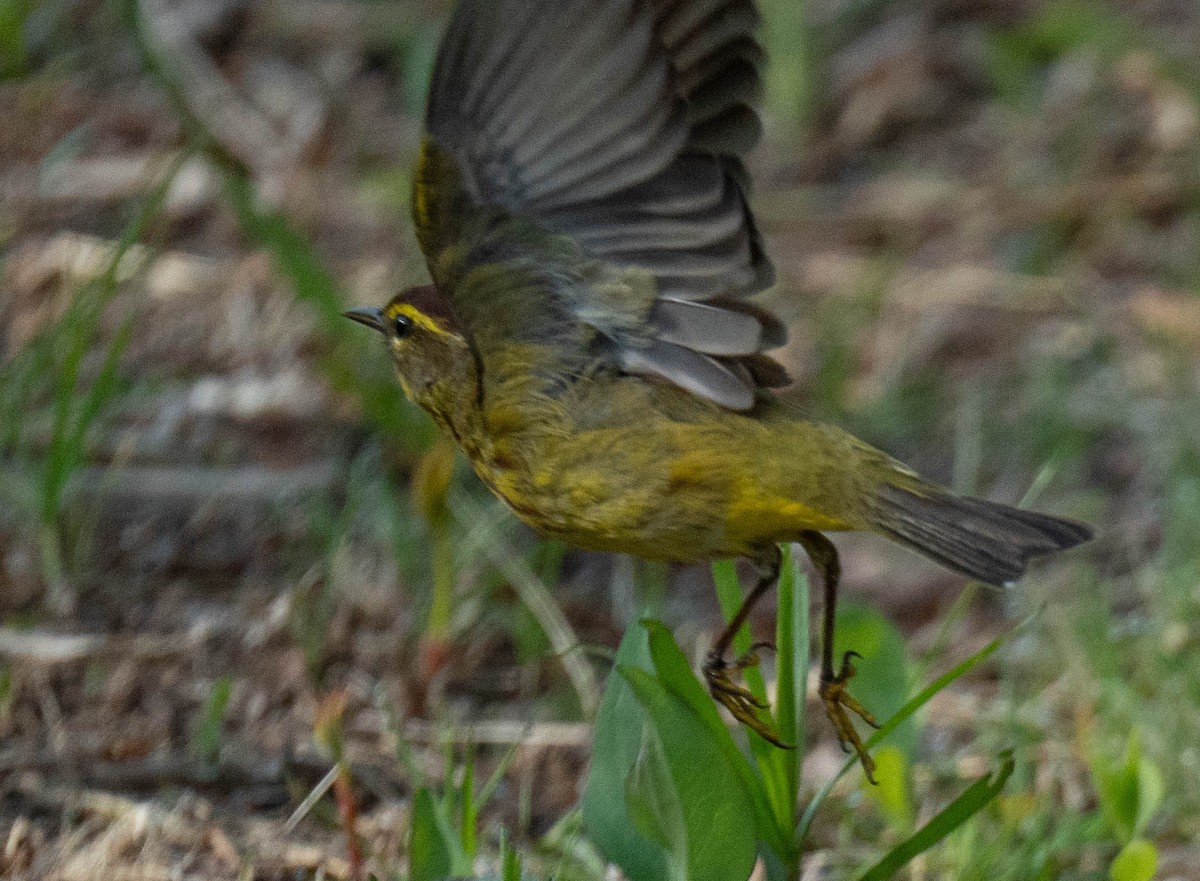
[819,651,881,784]
[703,644,792,749]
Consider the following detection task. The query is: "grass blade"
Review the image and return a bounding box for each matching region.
[450,492,601,718]
[798,610,1038,841]
[713,551,807,863]
[774,547,808,845]
[856,752,1015,881]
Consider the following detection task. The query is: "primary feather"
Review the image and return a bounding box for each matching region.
[414,0,785,410]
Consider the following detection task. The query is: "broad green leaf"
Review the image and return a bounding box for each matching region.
[856,753,1015,881]
[864,746,914,834]
[834,602,914,758]
[642,619,791,858]
[643,619,733,739]
[621,666,758,881]
[1093,730,1164,843]
[1110,839,1157,881]
[625,724,684,850]
[410,788,471,881]
[582,625,670,881]
[1135,760,1165,839]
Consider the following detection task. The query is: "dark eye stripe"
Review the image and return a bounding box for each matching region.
[394,314,414,337]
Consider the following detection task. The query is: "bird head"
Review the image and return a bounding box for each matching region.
[344,285,473,409]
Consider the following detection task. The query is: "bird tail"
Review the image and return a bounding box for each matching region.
[866,482,1092,586]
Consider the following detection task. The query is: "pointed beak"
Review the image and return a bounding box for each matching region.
[343,305,386,333]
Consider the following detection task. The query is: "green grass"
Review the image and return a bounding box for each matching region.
[0,155,185,612]
[0,0,34,80]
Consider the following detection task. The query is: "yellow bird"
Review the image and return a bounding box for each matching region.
[346,0,1092,780]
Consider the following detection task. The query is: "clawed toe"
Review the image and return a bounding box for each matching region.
[703,650,791,749]
[819,651,879,784]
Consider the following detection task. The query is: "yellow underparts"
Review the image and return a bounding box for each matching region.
[725,481,853,544]
[465,427,856,562]
[667,439,854,545]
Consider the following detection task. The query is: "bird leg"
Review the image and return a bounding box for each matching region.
[798,530,881,784]
[703,547,791,748]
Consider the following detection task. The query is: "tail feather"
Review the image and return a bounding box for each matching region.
[869,484,1092,586]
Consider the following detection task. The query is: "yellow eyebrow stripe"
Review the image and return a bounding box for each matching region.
[385,303,446,335]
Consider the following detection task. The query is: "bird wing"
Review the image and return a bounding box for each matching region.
[412,0,788,411]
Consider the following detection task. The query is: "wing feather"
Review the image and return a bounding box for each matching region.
[417,0,788,410]
[619,339,756,411]
[651,300,762,355]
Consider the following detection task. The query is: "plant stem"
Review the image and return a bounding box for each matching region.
[39,521,72,616]
[776,546,809,880]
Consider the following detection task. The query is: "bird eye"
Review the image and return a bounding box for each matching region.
[393,314,414,338]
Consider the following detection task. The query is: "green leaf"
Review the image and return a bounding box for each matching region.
[761,0,814,130]
[1092,730,1165,843]
[401,24,443,117]
[37,156,182,529]
[624,724,685,851]
[641,619,791,858]
[582,624,670,881]
[1110,839,1158,881]
[459,748,476,858]
[190,675,233,764]
[499,831,522,881]
[709,549,808,872]
[0,0,33,80]
[620,666,758,881]
[856,753,1015,881]
[711,560,769,706]
[1135,761,1165,839]
[834,603,915,758]
[1029,0,1132,57]
[409,788,472,881]
[863,745,914,834]
[643,619,732,739]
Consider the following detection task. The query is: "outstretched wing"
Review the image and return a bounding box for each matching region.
[414,0,787,410]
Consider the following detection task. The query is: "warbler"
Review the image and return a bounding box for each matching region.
[346,0,1092,780]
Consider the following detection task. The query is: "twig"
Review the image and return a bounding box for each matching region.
[0,747,401,799]
[333,768,364,881]
[401,718,592,749]
[70,464,342,502]
[0,629,103,664]
[283,764,340,834]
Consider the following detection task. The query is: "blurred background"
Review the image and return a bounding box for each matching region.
[1,0,1198,878]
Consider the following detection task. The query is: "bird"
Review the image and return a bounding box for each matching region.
[344,0,1092,781]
